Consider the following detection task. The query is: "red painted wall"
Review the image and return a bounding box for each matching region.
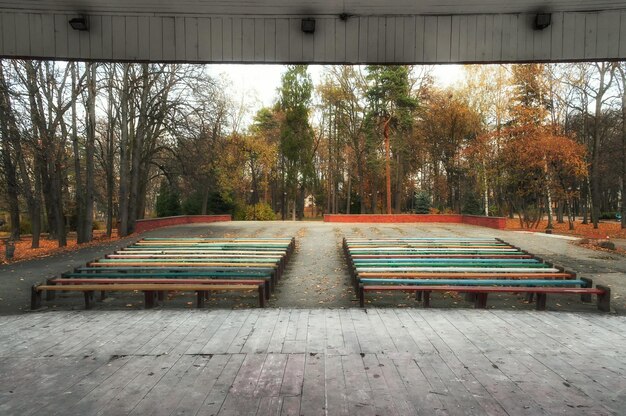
[134,215,231,233]
[323,214,506,229]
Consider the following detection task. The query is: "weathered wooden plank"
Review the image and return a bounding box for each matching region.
[466,14,478,62]
[280,353,305,396]
[253,353,288,397]
[402,16,415,63]
[600,11,620,59]
[275,18,289,62]
[324,354,348,415]
[299,352,326,416]
[197,17,211,61]
[305,308,326,353]
[450,15,461,62]
[437,15,452,62]
[242,309,280,353]
[620,11,626,58]
[184,17,198,61]
[358,16,369,62]
[41,14,56,58]
[52,14,67,58]
[342,354,377,415]
[210,17,223,61]
[242,18,255,61]
[423,16,437,62]
[345,17,359,63]
[173,16,185,61]
[550,12,564,60]
[365,16,379,62]
[362,354,404,415]
[313,18,325,62]
[385,16,395,62]
[264,18,276,62]
[584,12,599,59]
[302,19,314,62]
[111,15,126,60]
[334,18,346,62]
[196,353,246,416]
[146,16,163,61]
[224,17,234,61]
[13,13,29,56]
[169,354,231,415]
[501,14,516,61]
[491,14,503,61]
[289,18,303,62]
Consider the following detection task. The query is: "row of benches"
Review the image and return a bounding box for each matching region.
[343,237,611,311]
[31,237,296,310]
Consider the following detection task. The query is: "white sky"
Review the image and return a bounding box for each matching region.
[207,64,465,127]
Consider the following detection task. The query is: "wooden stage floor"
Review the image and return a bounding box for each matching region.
[1,308,624,415]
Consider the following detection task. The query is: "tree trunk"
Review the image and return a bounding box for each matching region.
[106,64,115,237]
[82,62,97,242]
[118,65,131,236]
[383,117,392,214]
[0,62,21,240]
[70,62,85,242]
[620,65,626,229]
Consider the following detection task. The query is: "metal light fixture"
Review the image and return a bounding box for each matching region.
[534,13,551,30]
[301,18,315,34]
[69,16,89,31]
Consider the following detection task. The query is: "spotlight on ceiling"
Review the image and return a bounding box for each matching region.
[301,18,316,34]
[69,16,89,31]
[534,13,551,31]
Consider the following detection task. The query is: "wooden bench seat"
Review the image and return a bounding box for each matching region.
[32,283,265,310]
[47,277,270,300]
[358,284,610,311]
[61,272,274,292]
[78,266,280,282]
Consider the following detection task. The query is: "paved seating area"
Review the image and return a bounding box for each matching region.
[344,237,610,310]
[31,237,295,310]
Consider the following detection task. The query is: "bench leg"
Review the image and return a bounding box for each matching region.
[258,286,265,308]
[423,291,431,308]
[596,285,611,312]
[464,292,477,303]
[359,285,365,308]
[415,291,422,302]
[264,282,270,300]
[100,291,107,301]
[197,291,205,308]
[474,293,488,309]
[157,291,165,301]
[31,286,42,310]
[536,293,547,311]
[46,279,56,301]
[144,291,155,309]
[84,291,93,309]
[526,293,534,303]
[581,277,593,302]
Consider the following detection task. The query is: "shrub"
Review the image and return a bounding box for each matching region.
[461,192,483,215]
[181,192,203,215]
[600,212,618,220]
[243,202,276,221]
[414,191,431,214]
[155,181,181,217]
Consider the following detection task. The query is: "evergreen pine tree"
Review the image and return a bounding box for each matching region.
[414,191,431,214]
[461,192,483,215]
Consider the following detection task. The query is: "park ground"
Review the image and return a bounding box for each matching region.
[0,221,625,315]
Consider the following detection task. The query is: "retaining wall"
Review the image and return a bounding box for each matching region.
[323,214,506,229]
[134,215,232,233]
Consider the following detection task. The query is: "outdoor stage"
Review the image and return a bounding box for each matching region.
[1,308,624,415]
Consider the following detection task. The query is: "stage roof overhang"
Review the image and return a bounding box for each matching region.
[1,0,625,63]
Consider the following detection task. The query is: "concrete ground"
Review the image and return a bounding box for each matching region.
[1,221,625,315]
